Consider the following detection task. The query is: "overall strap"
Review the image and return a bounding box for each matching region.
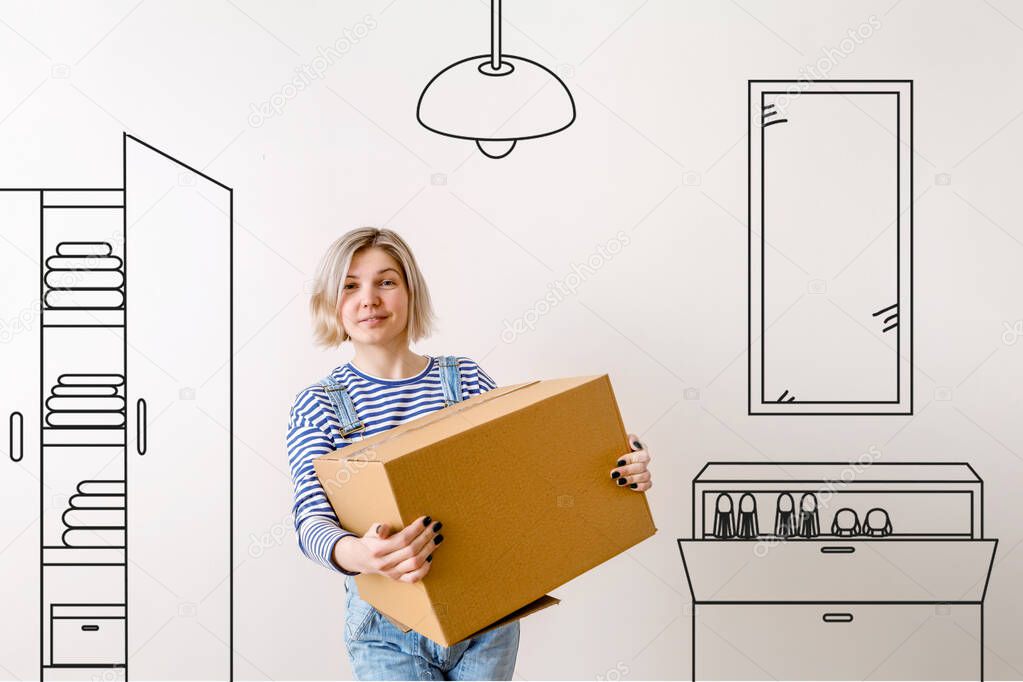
[318,377,365,438]
[437,355,463,407]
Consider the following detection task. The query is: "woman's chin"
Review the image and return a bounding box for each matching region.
[350,327,398,345]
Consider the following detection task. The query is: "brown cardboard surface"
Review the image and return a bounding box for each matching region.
[313,374,657,646]
[326,380,540,464]
[377,594,562,639]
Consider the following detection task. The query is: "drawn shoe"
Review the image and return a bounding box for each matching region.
[797,492,820,538]
[736,493,759,538]
[831,508,861,537]
[863,507,893,537]
[713,493,736,538]
[774,492,796,537]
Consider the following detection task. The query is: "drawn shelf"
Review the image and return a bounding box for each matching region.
[691,462,983,539]
[42,547,126,566]
[41,204,125,329]
[43,309,124,328]
[41,665,125,681]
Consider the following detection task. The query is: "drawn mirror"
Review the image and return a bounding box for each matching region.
[749,80,913,415]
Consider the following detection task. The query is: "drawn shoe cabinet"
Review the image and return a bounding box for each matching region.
[679,463,996,681]
[0,134,232,681]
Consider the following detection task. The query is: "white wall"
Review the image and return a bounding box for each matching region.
[2,0,1022,678]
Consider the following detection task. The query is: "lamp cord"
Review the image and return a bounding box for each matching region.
[491,0,502,69]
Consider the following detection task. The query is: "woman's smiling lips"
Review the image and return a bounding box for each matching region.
[359,314,388,326]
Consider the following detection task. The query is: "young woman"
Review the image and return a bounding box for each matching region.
[286,227,653,680]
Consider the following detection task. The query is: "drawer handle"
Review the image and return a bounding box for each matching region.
[81,624,100,632]
[823,613,854,623]
[821,546,855,554]
[136,398,147,456]
[9,411,23,462]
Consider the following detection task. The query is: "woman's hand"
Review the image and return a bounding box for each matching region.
[610,433,652,492]
[334,515,444,582]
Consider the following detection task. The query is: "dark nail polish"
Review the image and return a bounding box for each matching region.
[617,459,626,466]
[422,516,432,527]
[632,440,642,450]
[432,521,442,532]
[426,554,433,562]
[376,525,382,534]
[617,478,627,486]
[611,471,620,479]
[434,534,444,545]
[630,483,638,489]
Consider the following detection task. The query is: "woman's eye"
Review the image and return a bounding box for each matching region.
[343,283,357,290]
[381,280,396,286]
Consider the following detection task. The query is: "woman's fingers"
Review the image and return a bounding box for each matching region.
[617,449,651,466]
[365,516,423,565]
[612,433,652,490]
[390,531,439,579]
[611,461,647,478]
[614,469,651,488]
[380,518,442,571]
[615,435,651,469]
[375,515,428,555]
[619,470,651,486]
[364,522,392,540]
[398,553,434,583]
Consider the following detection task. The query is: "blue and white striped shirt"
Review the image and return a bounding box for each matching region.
[286,355,498,574]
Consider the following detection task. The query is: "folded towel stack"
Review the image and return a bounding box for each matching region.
[44,241,125,310]
[45,374,126,428]
[62,479,126,548]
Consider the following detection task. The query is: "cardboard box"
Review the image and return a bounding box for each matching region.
[313,375,657,646]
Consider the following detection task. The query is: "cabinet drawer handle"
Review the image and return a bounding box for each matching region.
[9,411,23,462]
[821,546,855,554]
[823,613,854,623]
[136,398,147,456]
[81,624,100,632]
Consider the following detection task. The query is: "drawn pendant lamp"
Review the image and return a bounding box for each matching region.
[417,0,576,158]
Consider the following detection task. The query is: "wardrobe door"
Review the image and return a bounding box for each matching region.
[0,190,42,679]
[125,136,231,679]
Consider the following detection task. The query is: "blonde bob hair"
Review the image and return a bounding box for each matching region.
[310,227,435,347]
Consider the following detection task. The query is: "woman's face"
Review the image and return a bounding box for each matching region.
[339,246,410,346]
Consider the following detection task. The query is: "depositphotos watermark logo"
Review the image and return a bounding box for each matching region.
[500,230,632,343]
[248,15,378,128]
[769,15,882,114]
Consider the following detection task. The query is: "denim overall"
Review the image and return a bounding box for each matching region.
[319,356,520,681]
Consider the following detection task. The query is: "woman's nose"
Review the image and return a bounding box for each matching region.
[359,288,381,306]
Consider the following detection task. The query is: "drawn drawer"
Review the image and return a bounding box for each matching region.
[680,539,996,602]
[695,603,981,680]
[51,604,125,666]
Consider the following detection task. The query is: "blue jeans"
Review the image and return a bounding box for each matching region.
[344,575,520,680]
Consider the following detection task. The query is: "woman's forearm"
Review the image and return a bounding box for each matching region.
[333,534,364,574]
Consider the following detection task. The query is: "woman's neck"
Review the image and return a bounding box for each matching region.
[350,342,428,380]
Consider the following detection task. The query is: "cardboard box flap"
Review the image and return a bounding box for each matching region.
[333,376,609,464]
[325,380,541,463]
[469,594,560,639]
[375,594,561,642]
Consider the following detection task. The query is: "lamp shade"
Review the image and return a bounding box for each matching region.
[417,54,576,158]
